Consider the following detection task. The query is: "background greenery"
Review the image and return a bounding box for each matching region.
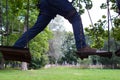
[0,0,120,70]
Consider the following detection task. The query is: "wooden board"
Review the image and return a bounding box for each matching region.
[76,51,112,60]
[0,46,31,63]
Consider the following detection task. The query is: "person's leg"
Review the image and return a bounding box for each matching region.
[67,12,87,50]
[50,0,97,52]
[116,0,120,14]
[14,14,53,48]
[50,0,87,50]
[48,0,112,60]
[116,0,120,10]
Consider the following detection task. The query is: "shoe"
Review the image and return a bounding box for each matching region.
[76,46,96,60]
[76,46,112,60]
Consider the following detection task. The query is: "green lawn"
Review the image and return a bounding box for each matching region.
[0,67,120,80]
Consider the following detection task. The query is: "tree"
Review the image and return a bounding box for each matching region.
[72,0,93,14]
[48,15,66,64]
[29,27,52,69]
[59,32,78,65]
[0,0,53,69]
[84,0,120,68]
[0,0,5,69]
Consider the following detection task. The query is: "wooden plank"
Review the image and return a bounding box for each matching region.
[76,51,112,60]
[0,46,31,63]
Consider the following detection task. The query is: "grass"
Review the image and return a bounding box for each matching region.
[0,67,120,80]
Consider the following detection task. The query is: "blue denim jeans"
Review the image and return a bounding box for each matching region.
[14,0,87,50]
[116,0,120,11]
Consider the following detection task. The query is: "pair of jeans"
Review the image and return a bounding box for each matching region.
[14,0,87,50]
[116,0,120,13]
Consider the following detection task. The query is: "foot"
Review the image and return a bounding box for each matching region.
[76,46,96,60]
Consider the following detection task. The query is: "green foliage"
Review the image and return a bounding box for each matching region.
[85,18,107,49]
[72,0,93,14]
[112,18,120,41]
[1,0,53,69]
[1,0,120,69]
[84,3,120,66]
[29,28,53,69]
[83,0,93,10]
[29,54,49,69]
[59,32,78,64]
[100,0,118,13]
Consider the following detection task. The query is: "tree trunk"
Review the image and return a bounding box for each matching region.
[21,62,28,70]
[0,0,5,69]
[21,15,28,70]
[0,58,5,69]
